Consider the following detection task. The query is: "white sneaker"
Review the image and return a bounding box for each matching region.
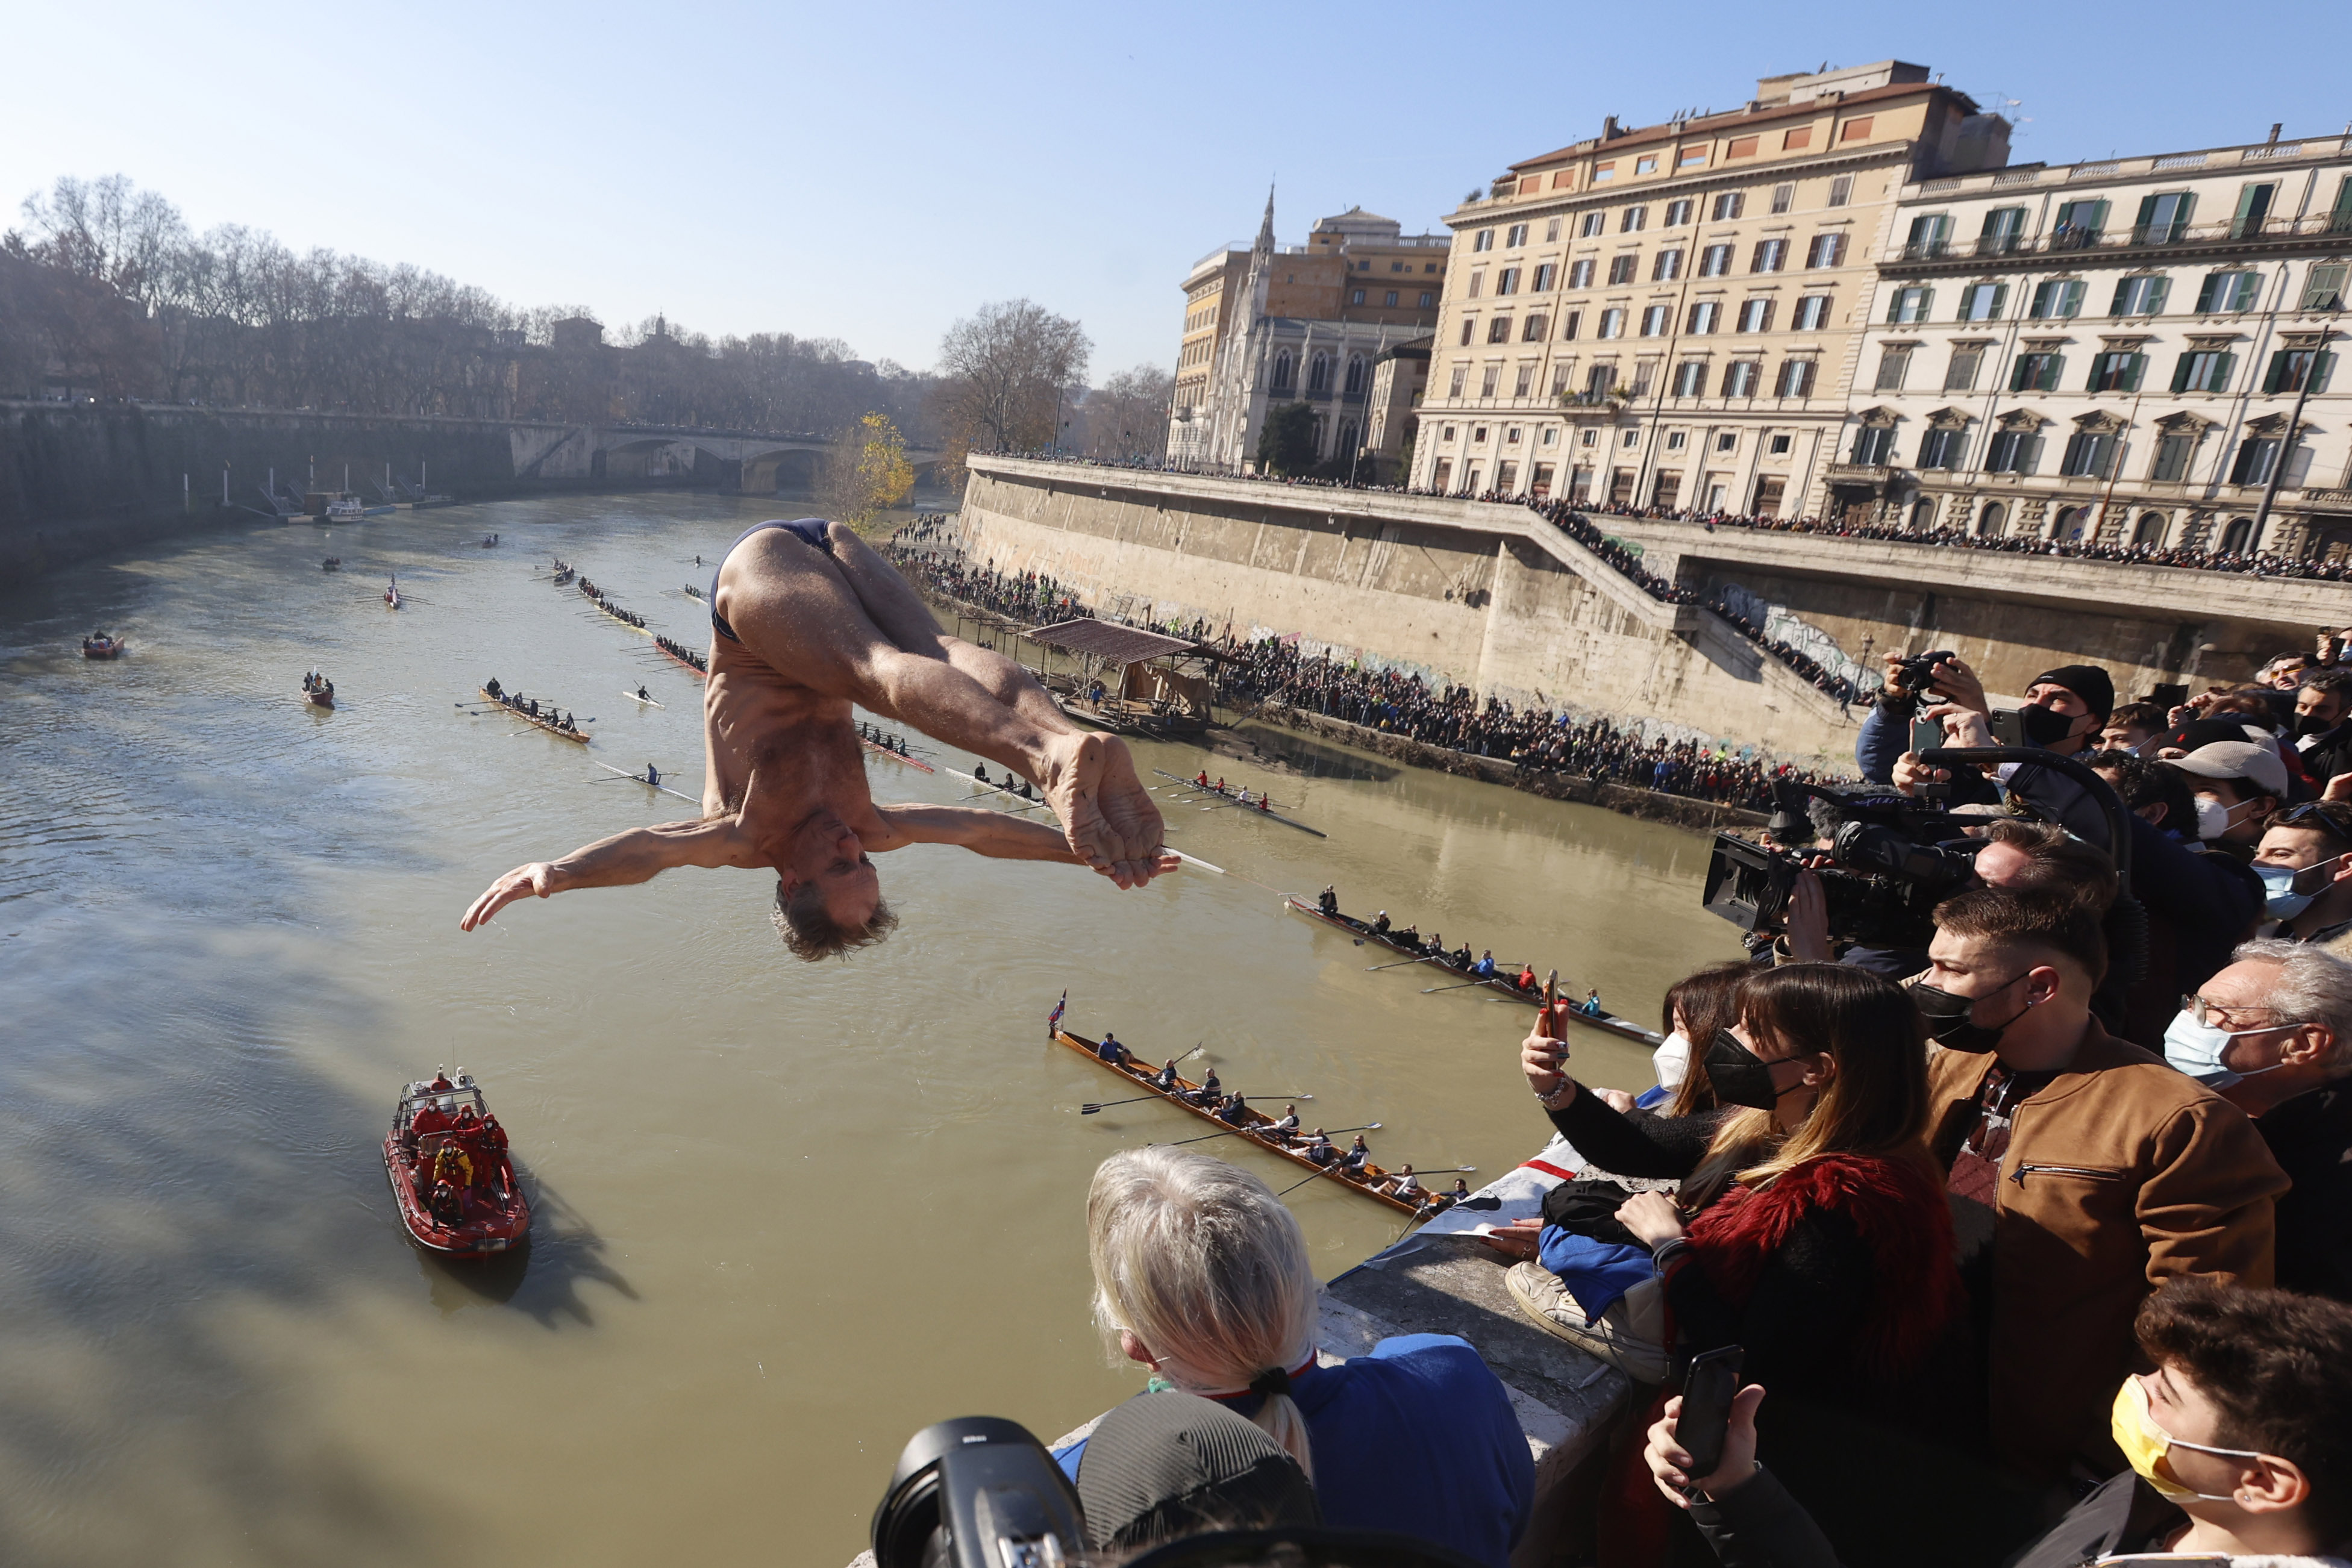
[1504,1261,1670,1384]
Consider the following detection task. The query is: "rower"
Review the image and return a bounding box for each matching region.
[1097,1030,1128,1067]
[1195,770,1210,787]
[1256,796,1271,812]
[637,685,650,701]
[1473,950,1497,979]
[1192,1066,1222,1105]
[973,763,991,786]
[1218,1093,1250,1126]
[1398,924,1418,946]
[1425,932,1441,957]
[646,763,661,787]
[1153,1058,1180,1090]
[1340,1134,1370,1172]
[1388,1165,1423,1199]
[1269,1104,1301,1142]
[1447,1177,1471,1204]
[1516,963,1537,993]
[1215,777,1227,792]
[1371,910,1390,934]
[1302,1128,1334,1166]
[1454,943,1473,968]
[1581,987,1604,1016]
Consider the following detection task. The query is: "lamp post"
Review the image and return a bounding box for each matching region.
[2251,324,2333,555]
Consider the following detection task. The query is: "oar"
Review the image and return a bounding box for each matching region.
[1367,956,1435,971]
[1420,979,1493,995]
[1162,1120,1379,1149]
[1080,1095,1168,1114]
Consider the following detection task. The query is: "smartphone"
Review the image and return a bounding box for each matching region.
[1909,715,1945,755]
[1989,708,2025,748]
[1676,1345,1744,1482]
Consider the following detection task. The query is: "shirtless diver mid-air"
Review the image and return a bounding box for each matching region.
[460,518,1174,958]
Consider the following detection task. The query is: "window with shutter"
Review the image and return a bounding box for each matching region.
[1959,282,2006,322]
[2332,177,2352,236]
[1522,314,1549,342]
[1687,301,1720,333]
[1449,366,1468,398]
[1460,319,1475,346]
[1874,346,1912,391]
[1516,364,1536,396]
[1608,254,1637,285]
[1480,366,1501,397]
[1580,213,1606,238]
[1560,310,1581,340]
[1641,305,1670,336]
[1771,184,1794,214]
[1622,206,1649,233]
[1700,244,1733,276]
[2266,349,2336,395]
[1827,175,1853,207]
[1944,348,1983,391]
[1752,239,1787,272]
[1792,295,1831,331]
[2135,192,2195,245]
[2232,183,2277,239]
[1568,260,1595,289]
[1712,192,1745,221]
[1673,361,1707,396]
[1725,361,1760,396]
[1665,199,1694,226]
[1533,263,1556,292]
[2061,433,2116,478]
[1852,425,1894,465]
[2301,264,2347,311]
[1488,317,1513,343]
[1978,207,2028,256]
[1653,248,1684,281]
[2151,433,2195,481]
[2231,437,2282,485]
[2110,275,2169,316]
[1919,428,1968,469]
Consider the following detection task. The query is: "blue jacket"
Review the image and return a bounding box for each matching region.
[1057,1334,1533,1567]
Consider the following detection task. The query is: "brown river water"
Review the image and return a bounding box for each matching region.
[0,493,1744,1566]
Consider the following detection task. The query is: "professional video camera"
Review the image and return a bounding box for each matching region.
[1702,778,1981,949]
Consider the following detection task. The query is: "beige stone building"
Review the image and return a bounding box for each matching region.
[1167,199,1448,473]
[1411,61,2008,516]
[1840,131,2352,556]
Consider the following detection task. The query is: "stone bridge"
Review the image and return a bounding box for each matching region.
[511,423,943,493]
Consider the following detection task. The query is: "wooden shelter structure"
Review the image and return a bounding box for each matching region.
[1022,617,1222,737]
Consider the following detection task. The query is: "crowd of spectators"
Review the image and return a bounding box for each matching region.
[887,523,1860,813]
[866,547,2352,1568]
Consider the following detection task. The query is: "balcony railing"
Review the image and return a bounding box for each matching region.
[1884,211,2352,264]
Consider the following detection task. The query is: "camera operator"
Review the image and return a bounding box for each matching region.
[1915,886,2286,1488]
[1640,1279,2352,1568]
[2178,940,2352,1302]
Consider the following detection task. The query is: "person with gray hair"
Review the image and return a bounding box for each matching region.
[2169,938,2352,1300]
[1068,1147,1533,1568]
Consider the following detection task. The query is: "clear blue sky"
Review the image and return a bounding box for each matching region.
[7,1,2344,381]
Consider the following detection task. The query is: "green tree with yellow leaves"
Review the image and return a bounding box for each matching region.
[818,410,915,526]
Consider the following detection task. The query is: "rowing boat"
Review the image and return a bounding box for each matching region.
[593,760,698,803]
[81,636,126,659]
[1282,897,1662,1045]
[478,688,592,743]
[1151,769,1326,837]
[945,766,1051,813]
[655,640,708,681]
[860,735,937,772]
[622,689,666,708]
[305,687,335,709]
[1052,1028,1425,1216]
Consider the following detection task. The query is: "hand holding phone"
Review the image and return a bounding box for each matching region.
[1676,1345,1744,1479]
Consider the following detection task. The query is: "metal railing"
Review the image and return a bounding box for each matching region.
[1886,211,2352,264]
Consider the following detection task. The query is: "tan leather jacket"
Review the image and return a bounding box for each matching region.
[1926,1023,2288,1484]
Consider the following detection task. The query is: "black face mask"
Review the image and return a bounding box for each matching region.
[1912,972,2030,1054]
[1704,1029,1790,1111]
[2019,702,2084,749]
[2297,713,2338,738]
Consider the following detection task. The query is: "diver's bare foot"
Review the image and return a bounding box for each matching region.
[1039,732,1167,887]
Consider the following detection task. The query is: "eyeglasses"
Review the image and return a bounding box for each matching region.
[2179,994,2288,1029]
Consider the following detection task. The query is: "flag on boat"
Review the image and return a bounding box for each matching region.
[1047,990,1066,1035]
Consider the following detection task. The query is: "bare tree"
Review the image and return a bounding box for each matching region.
[1080,364,1175,462]
[935,299,1091,457]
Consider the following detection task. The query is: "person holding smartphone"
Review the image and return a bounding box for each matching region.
[1642,1279,2352,1568]
[1509,964,1974,1563]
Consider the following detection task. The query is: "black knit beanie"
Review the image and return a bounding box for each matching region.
[2029,664,2115,721]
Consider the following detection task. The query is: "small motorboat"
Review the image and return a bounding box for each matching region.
[383,1071,530,1255]
[304,673,335,708]
[81,634,125,659]
[321,557,342,572]
[325,495,368,523]
[478,533,498,548]
[384,576,402,610]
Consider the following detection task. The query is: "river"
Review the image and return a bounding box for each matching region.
[0,492,1744,1567]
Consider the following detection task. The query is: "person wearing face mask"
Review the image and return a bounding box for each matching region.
[1638,1279,2352,1568]
[2172,742,2289,859]
[1870,662,2115,802]
[1916,887,2287,1489]
[2253,802,2352,951]
[1510,966,1970,1564]
[2102,701,2173,758]
[2171,940,2352,1302]
[2294,669,2352,790]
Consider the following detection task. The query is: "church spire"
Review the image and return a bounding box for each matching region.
[1254,183,1275,255]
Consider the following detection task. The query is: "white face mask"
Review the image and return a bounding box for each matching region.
[2195,796,2256,842]
[1653,1029,1691,1092]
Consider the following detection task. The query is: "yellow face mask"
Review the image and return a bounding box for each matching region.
[2110,1376,2260,1504]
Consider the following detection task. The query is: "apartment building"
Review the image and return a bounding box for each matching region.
[1839,134,2352,557]
[1413,61,2007,515]
[1166,198,1447,472]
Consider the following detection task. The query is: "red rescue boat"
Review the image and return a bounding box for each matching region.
[383,1072,531,1255]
